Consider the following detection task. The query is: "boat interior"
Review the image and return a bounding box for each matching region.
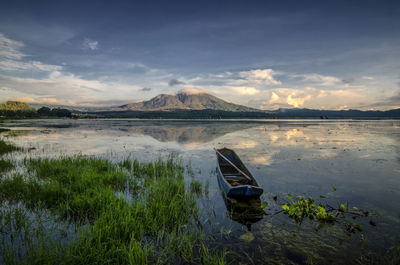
[217,150,256,186]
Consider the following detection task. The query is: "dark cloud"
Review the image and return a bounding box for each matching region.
[168,79,185,86]
[140,87,152,92]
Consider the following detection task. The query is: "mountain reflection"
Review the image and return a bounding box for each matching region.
[120,122,260,144]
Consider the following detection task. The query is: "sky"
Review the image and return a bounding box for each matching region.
[0,0,399,110]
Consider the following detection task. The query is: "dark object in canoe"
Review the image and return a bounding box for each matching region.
[215,147,263,198]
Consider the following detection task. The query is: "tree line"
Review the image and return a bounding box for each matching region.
[0,101,71,118]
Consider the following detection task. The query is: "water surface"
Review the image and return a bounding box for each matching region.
[1,119,399,264]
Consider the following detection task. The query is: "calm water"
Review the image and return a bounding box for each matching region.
[1,119,400,264]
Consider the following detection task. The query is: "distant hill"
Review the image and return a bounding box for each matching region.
[110,91,258,112]
[273,108,400,118]
[88,107,400,119]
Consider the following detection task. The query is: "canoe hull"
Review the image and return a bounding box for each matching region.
[216,149,263,199]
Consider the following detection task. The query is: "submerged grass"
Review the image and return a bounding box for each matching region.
[0,154,227,264]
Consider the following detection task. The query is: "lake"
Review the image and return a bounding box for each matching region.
[1,119,400,264]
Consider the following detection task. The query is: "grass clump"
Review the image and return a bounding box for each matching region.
[190,180,203,195]
[0,159,14,173]
[0,155,227,264]
[0,139,19,156]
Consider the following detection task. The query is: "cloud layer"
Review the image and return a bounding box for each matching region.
[0,32,399,110]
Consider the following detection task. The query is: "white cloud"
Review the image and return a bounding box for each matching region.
[0,33,25,60]
[251,86,373,110]
[238,69,281,85]
[0,60,62,71]
[0,32,63,72]
[83,38,99,50]
[0,71,141,106]
[232,86,260,95]
[295,73,341,86]
[267,88,313,108]
[362,76,374,80]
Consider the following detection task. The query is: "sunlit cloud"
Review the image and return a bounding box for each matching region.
[238,69,281,85]
[231,86,260,95]
[248,86,376,110]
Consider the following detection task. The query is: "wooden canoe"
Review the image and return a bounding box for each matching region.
[216,147,263,198]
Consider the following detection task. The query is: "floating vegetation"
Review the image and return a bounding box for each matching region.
[281,195,335,223]
[276,188,374,234]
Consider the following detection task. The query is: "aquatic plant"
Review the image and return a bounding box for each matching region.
[281,195,335,223]
[0,155,227,264]
[277,190,373,234]
[190,180,203,195]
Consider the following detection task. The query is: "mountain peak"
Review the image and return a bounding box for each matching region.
[114,91,258,112]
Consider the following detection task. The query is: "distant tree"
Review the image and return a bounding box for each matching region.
[0,101,35,111]
[37,106,51,116]
[0,101,38,118]
[50,108,72,117]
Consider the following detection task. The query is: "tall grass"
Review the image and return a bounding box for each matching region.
[0,159,13,173]
[0,139,19,156]
[0,139,19,173]
[0,155,226,264]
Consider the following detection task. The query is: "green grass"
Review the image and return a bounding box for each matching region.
[0,139,20,156]
[190,180,203,195]
[0,155,227,264]
[0,159,14,173]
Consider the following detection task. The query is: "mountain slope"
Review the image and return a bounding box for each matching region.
[113,91,258,112]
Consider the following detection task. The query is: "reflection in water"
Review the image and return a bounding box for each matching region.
[4,120,260,145]
[2,119,400,264]
[221,195,264,231]
[216,160,264,230]
[118,122,259,144]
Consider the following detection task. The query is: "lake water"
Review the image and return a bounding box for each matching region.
[1,119,400,264]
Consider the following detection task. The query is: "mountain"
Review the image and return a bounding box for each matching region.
[111,90,258,112]
[273,108,400,118]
